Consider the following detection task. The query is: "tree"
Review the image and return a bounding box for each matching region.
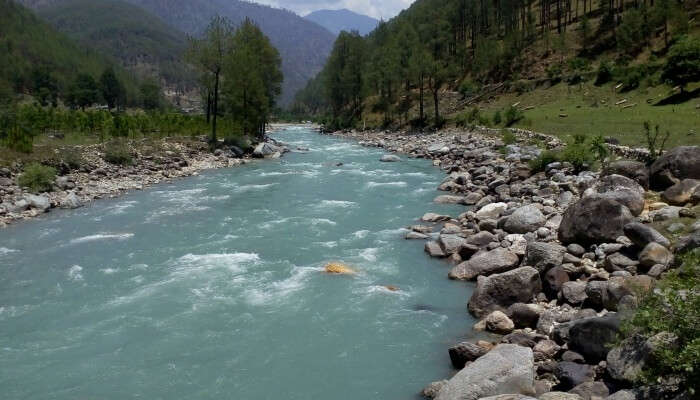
[186,16,234,144]
[67,74,99,110]
[661,35,700,91]
[617,9,648,55]
[140,80,162,110]
[579,15,591,53]
[30,66,58,107]
[99,67,125,110]
[323,31,366,129]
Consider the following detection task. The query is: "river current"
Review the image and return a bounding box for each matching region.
[0,126,476,399]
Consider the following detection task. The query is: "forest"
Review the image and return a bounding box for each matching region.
[293,0,700,133]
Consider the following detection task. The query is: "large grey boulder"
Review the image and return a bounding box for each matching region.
[478,395,538,400]
[606,332,679,384]
[449,342,488,369]
[450,247,520,280]
[25,194,50,211]
[661,179,700,205]
[60,192,82,209]
[435,195,465,204]
[638,242,673,268]
[539,392,584,400]
[435,344,535,400]
[567,314,621,362]
[554,361,595,390]
[476,202,508,220]
[504,205,547,234]
[559,195,634,246]
[526,242,566,272]
[253,142,281,158]
[602,160,650,189]
[439,234,467,255]
[623,223,670,248]
[650,146,700,190]
[569,382,609,399]
[596,174,645,216]
[468,267,542,318]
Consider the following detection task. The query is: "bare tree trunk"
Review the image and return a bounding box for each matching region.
[212,72,219,145]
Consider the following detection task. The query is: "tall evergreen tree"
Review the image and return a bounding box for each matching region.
[99,67,125,110]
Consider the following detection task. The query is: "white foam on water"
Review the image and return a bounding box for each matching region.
[100,268,119,274]
[314,241,338,248]
[352,230,371,239]
[244,266,321,306]
[402,172,429,178]
[0,247,18,255]
[232,183,278,193]
[68,265,83,281]
[105,200,139,215]
[310,218,336,226]
[70,233,134,244]
[364,285,411,297]
[366,181,408,188]
[318,200,357,208]
[174,253,260,275]
[376,228,409,239]
[359,248,379,262]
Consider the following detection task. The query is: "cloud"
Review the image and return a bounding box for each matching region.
[253,0,415,19]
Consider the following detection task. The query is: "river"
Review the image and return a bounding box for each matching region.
[0,126,476,399]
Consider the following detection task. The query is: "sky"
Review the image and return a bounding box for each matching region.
[251,0,416,20]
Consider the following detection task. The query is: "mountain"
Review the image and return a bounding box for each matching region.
[305,9,379,36]
[37,0,194,90]
[115,0,336,105]
[0,0,138,102]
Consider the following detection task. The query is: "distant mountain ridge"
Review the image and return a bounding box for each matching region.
[305,8,379,36]
[16,0,336,105]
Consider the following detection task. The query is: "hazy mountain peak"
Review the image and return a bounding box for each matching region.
[305,8,379,36]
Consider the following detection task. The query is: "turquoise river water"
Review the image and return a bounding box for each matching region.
[0,126,476,399]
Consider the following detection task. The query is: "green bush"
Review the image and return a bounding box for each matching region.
[493,110,502,125]
[458,79,478,98]
[504,105,524,126]
[17,162,56,193]
[502,129,517,145]
[621,251,700,394]
[560,141,594,172]
[546,63,563,82]
[528,150,559,172]
[104,140,133,165]
[595,61,613,85]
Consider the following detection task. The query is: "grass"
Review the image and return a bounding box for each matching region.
[465,81,700,147]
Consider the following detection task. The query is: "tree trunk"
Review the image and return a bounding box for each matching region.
[432,84,439,123]
[206,91,211,124]
[419,74,425,121]
[212,71,219,145]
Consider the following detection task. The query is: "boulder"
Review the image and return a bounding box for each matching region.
[60,192,82,209]
[606,332,679,384]
[676,230,700,254]
[544,266,570,298]
[485,310,515,334]
[439,234,467,255]
[422,213,452,222]
[638,242,673,268]
[504,205,547,234]
[623,223,671,249]
[596,175,645,216]
[554,361,595,390]
[468,267,542,318]
[507,303,544,329]
[539,392,584,400]
[7,199,29,213]
[559,195,634,246]
[567,314,621,362]
[425,241,447,258]
[602,160,650,189]
[533,339,561,361]
[25,194,50,211]
[379,154,400,162]
[435,344,535,400]
[478,395,538,400]
[422,380,448,399]
[569,382,609,400]
[560,281,588,305]
[253,142,281,158]
[449,342,488,369]
[450,247,520,280]
[435,195,465,204]
[661,179,700,205]
[476,202,508,220]
[649,146,700,190]
[526,242,566,273]
[604,390,636,400]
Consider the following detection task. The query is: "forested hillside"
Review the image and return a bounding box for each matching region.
[0,0,140,106]
[115,0,336,105]
[295,0,700,142]
[37,0,195,91]
[305,9,379,36]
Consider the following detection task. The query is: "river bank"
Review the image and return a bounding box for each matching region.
[327,127,699,399]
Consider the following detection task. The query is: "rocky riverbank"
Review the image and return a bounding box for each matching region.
[327,127,699,400]
[0,136,291,227]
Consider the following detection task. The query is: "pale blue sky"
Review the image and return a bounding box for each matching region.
[252,0,415,19]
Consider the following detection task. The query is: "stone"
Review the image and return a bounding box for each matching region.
[439,234,467,255]
[425,241,447,257]
[623,223,671,249]
[567,314,621,362]
[468,231,497,247]
[435,344,535,400]
[539,392,584,400]
[559,195,634,246]
[450,247,520,280]
[485,310,515,334]
[584,281,610,311]
[604,390,636,400]
[507,303,544,329]
[554,362,595,390]
[666,222,685,233]
[606,332,679,384]
[253,142,281,158]
[435,195,465,204]
[476,202,508,220]
[0,177,12,187]
[422,213,452,222]
[604,253,639,272]
[448,342,488,369]
[649,206,682,221]
[661,179,700,205]
[406,231,429,240]
[544,266,570,298]
[569,382,609,400]
[60,192,82,209]
[464,192,484,205]
[504,205,547,234]
[526,242,566,273]
[7,199,29,213]
[533,340,561,361]
[676,230,700,254]
[561,281,587,305]
[602,160,649,189]
[638,242,673,268]
[649,146,700,190]
[25,194,50,211]
[422,380,448,399]
[468,267,542,318]
[596,174,645,216]
[379,154,401,162]
[561,351,586,364]
[567,244,586,257]
[478,395,538,400]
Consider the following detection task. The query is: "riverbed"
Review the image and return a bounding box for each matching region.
[0,125,476,399]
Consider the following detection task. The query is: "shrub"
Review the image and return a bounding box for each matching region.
[504,105,524,126]
[661,35,700,90]
[17,162,56,193]
[621,65,648,91]
[458,79,478,98]
[595,61,613,85]
[104,140,133,165]
[501,129,517,145]
[560,141,595,172]
[546,63,563,82]
[493,110,502,125]
[528,150,559,172]
[621,251,700,394]
[643,121,670,163]
[589,134,610,167]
